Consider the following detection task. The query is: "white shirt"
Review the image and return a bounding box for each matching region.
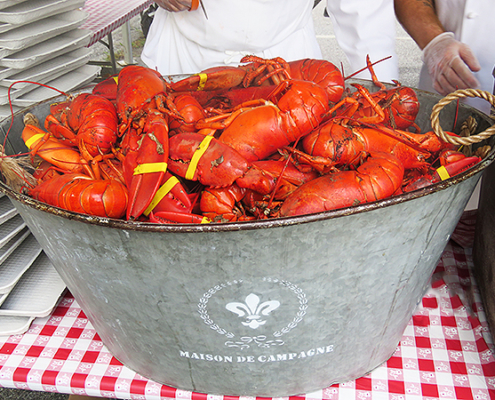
[141,0,399,82]
[142,0,320,76]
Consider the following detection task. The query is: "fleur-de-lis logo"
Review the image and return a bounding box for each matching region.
[226,293,280,329]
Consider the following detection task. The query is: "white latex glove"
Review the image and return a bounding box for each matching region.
[422,32,481,96]
[154,0,192,12]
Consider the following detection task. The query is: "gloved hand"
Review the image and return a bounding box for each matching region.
[422,32,481,96]
[154,0,192,12]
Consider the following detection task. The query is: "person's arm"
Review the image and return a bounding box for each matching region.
[154,0,192,12]
[326,0,399,83]
[394,0,443,49]
[394,0,480,95]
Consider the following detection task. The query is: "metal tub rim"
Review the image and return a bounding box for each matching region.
[0,144,492,233]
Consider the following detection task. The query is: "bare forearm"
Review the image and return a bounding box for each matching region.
[394,0,444,49]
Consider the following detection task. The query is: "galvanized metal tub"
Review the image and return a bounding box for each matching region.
[0,82,494,397]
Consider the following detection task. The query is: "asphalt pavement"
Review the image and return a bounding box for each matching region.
[0,5,423,400]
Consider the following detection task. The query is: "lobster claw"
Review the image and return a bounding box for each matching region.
[403,155,481,192]
[141,171,194,217]
[125,111,170,220]
[170,66,248,92]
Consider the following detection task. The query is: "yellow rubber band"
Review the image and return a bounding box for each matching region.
[113,76,118,85]
[143,176,180,216]
[436,165,451,181]
[133,162,168,175]
[24,133,46,149]
[185,135,213,180]
[196,73,207,91]
[201,216,211,224]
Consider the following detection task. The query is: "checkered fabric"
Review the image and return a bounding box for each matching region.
[0,212,494,399]
[81,0,154,46]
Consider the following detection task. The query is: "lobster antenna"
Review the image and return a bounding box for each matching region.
[343,56,392,81]
[4,81,68,150]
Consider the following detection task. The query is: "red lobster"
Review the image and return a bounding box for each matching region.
[300,84,452,171]
[171,56,344,104]
[120,111,171,220]
[114,66,184,220]
[403,150,482,192]
[27,173,128,219]
[279,152,404,217]
[301,120,438,171]
[167,132,276,194]
[45,93,118,158]
[198,159,319,222]
[31,93,120,180]
[351,56,420,131]
[116,65,182,134]
[241,56,345,103]
[196,78,330,162]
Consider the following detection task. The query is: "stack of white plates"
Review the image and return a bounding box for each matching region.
[0,0,101,119]
[0,193,66,336]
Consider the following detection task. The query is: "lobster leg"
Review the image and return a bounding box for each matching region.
[44,114,78,146]
[22,124,94,177]
[200,184,254,222]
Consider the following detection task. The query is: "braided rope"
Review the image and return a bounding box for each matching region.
[460,116,477,138]
[430,89,495,146]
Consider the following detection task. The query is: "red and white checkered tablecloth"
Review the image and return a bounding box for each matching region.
[80,0,154,46]
[0,213,494,399]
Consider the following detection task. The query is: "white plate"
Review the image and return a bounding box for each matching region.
[0,291,7,306]
[0,252,66,317]
[0,233,42,294]
[0,28,91,69]
[0,104,21,121]
[0,315,34,336]
[0,65,16,80]
[0,194,16,225]
[0,47,93,89]
[0,227,30,263]
[0,79,46,105]
[0,0,29,11]
[0,214,26,248]
[0,21,13,34]
[0,0,85,25]
[0,10,88,52]
[12,64,100,107]
[0,48,94,105]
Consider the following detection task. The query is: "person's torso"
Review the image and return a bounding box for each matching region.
[172,0,314,53]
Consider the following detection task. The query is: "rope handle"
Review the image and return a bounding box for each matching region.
[430,88,495,146]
